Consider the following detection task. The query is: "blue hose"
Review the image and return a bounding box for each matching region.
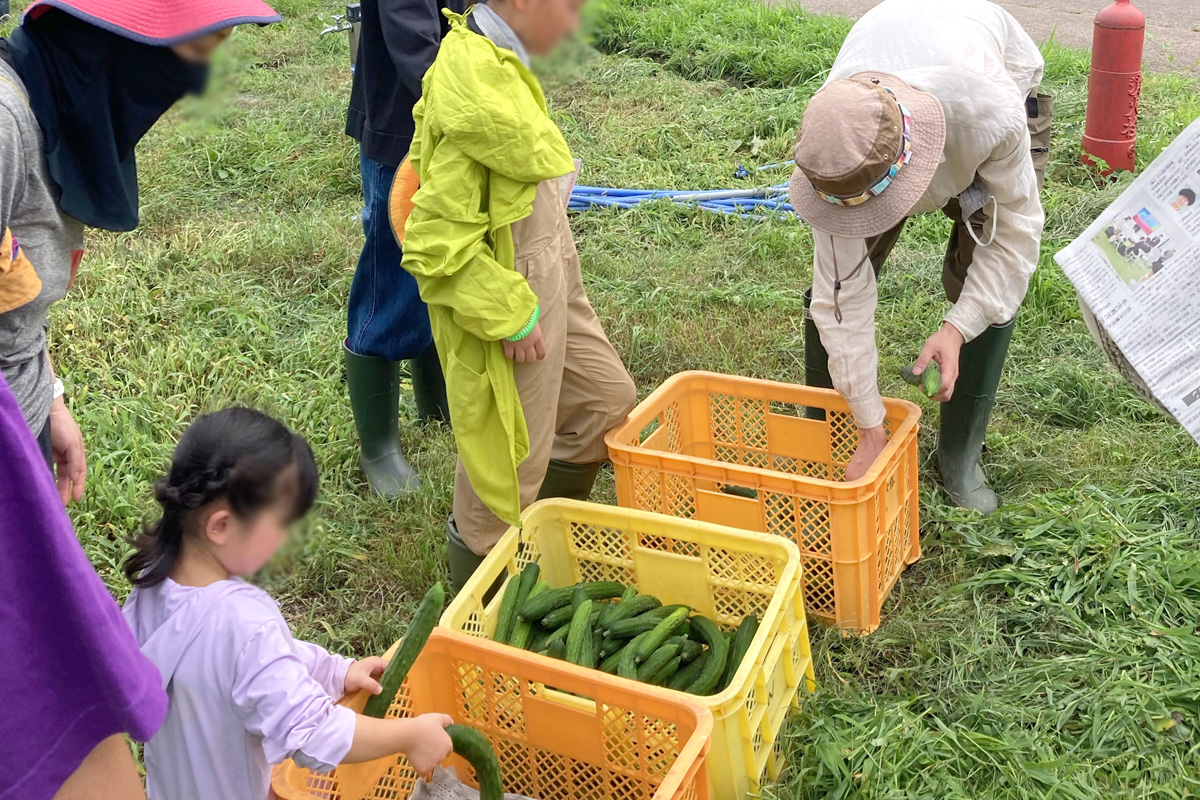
[568,161,800,221]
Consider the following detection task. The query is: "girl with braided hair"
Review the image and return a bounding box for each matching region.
[122,407,453,800]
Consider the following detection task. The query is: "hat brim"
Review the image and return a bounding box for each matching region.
[25,0,280,46]
[790,71,946,239]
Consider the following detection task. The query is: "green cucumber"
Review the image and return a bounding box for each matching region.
[529,627,553,654]
[598,586,637,629]
[519,581,625,622]
[541,604,577,630]
[447,725,502,800]
[571,584,588,612]
[637,643,680,682]
[900,362,941,398]
[508,581,549,651]
[565,599,594,667]
[686,615,728,696]
[606,605,689,639]
[548,640,567,660]
[364,583,444,718]
[492,574,523,644]
[720,614,759,690]
[598,648,623,674]
[618,631,651,680]
[650,657,682,686]
[668,650,710,691]
[601,594,661,632]
[634,607,691,663]
[545,621,571,650]
[679,639,704,664]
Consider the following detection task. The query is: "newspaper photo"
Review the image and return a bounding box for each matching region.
[1055,116,1200,444]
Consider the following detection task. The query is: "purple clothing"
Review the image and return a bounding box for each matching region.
[124,578,357,800]
[0,374,166,800]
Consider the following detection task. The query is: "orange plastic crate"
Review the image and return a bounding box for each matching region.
[605,371,922,632]
[272,629,713,800]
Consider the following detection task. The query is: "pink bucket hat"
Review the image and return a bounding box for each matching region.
[24,0,280,46]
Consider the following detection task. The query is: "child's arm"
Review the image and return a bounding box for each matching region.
[236,625,455,773]
[291,639,355,699]
[344,712,455,772]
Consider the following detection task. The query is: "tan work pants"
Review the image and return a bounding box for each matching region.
[864,92,1053,291]
[453,179,637,554]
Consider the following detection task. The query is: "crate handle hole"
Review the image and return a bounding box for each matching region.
[720,483,758,500]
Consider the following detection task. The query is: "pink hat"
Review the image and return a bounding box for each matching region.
[24,0,280,46]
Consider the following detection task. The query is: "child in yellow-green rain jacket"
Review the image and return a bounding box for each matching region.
[395,0,636,589]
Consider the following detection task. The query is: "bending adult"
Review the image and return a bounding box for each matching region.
[343,0,467,496]
[791,0,1052,514]
[0,0,280,504]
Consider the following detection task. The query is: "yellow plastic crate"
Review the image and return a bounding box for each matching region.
[605,371,922,633]
[443,499,816,800]
[272,629,713,800]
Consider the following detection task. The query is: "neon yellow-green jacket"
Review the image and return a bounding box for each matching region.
[400,14,574,526]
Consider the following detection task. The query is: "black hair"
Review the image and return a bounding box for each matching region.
[1180,188,1196,206]
[124,407,318,588]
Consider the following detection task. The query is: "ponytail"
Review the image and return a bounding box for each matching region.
[124,407,318,587]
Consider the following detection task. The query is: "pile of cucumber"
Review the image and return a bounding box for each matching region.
[491,563,758,696]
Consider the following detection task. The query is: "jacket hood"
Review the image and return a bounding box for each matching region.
[123,579,261,688]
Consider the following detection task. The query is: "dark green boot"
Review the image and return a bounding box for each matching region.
[344,344,421,496]
[938,320,1015,515]
[536,459,602,501]
[410,343,450,425]
[804,288,833,420]
[446,515,483,593]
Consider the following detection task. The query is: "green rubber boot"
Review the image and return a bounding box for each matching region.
[446,515,484,593]
[410,343,451,425]
[938,319,1015,515]
[803,288,833,420]
[344,344,421,496]
[536,459,603,502]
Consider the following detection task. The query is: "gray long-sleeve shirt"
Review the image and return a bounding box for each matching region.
[0,60,84,431]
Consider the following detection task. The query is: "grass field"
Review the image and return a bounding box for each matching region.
[14,0,1200,796]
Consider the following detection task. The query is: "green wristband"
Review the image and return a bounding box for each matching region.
[506,306,540,342]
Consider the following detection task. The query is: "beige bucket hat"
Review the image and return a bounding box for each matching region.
[789,72,946,239]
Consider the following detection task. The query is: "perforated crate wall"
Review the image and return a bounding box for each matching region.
[607,371,922,632]
[443,499,816,800]
[273,630,712,800]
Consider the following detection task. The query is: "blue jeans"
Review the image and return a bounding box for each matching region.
[346,146,434,361]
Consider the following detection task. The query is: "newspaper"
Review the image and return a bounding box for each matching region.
[1054,117,1200,444]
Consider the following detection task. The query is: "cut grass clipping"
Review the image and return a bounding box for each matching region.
[28,0,1200,795]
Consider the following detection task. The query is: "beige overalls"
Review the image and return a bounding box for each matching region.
[453,178,636,553]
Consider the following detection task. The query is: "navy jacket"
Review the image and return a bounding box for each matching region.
[346,0,469,167]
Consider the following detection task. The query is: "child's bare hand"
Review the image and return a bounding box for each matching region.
[405,713,455,775]
[345,657,388,696]
[504,323,546,363]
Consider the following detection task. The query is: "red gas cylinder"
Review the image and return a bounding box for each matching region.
[1082,0,1146,174]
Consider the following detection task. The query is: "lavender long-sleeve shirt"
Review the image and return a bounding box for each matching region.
[124,578,357,800]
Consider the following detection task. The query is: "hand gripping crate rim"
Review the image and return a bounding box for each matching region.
[272,628,714,800]
[442,499,816,800]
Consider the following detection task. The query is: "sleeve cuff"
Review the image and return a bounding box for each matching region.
[848,394,887,431]
[329,656,354,702]
[944,298,989,343]
[290,705,357,774]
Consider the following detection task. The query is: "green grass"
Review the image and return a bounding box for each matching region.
[16,0,1200,795]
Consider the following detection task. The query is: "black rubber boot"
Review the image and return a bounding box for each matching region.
[803,288,833,420]
[410,343,451,425]
[446,515,484,593]
[938,319,1015,515]
[344,343,421,496]
[536,459,603,502]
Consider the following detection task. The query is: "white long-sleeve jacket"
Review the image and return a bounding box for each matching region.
[810,0,1045,429]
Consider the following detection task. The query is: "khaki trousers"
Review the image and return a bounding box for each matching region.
[454,179,637,554]
[864,92,1053,291]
